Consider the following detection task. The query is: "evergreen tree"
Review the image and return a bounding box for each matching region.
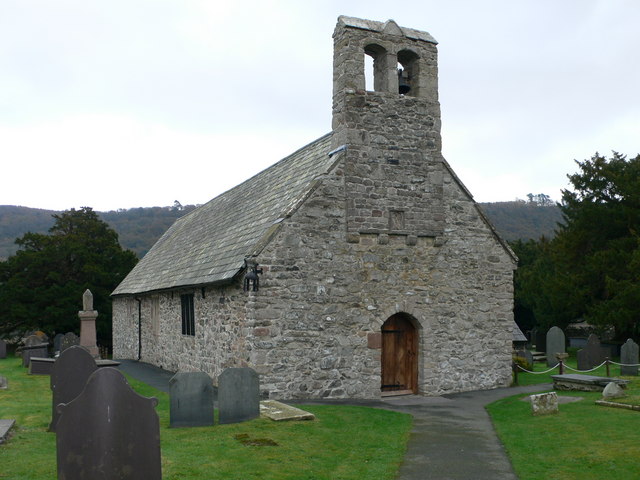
[0,207,138,348]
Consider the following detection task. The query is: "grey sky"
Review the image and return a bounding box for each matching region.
[1,0,638,211]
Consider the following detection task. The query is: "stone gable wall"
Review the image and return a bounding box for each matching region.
[244,158,514,399]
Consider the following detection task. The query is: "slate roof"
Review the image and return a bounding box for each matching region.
[112,133,338,296]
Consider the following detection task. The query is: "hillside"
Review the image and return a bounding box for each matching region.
[479,201,564,241]
[0,201,561,260]
[0,205,196,260]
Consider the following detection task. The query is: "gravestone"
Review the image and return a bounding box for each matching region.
[0,338,6,359]
[169,371,215,428]
[529,392,559,416]
[21,335,48,367]
[534,329,546,352]
[620,338,639,376]
[56,367,161,480]
[53,333,64,354]
[546,326,565,367]
[0,375,7,389]
[78,289,100,358]
[218,367,260,425]
[515,350,534,369]
[60,332,79,353]
[576,334,606,370]
[49,345,97,432]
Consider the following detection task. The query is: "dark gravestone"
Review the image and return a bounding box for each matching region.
[577,334,606,370]
[535,330,546,352]
[169,371,215,427]
[546,326,565,367]
[49,346,97,432]
[0,339,6,359]
[620,338,639,376]
[218,367,260,425]
[53,333,64,354]
[60,332,79,353]
[56,368,161,480]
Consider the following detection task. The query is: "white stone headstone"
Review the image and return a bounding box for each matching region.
[602,381,626,400]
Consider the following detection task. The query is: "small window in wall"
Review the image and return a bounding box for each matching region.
[151,296,160,337]
[181,293,195,336]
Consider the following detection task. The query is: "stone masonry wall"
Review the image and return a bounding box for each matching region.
[246,156,514,399]
[113,283,250,380]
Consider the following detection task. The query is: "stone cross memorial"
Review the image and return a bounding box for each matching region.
[49,345,97,432]
[169,371,215,428]
[56,367,161,480]
[577,334,606,371]
[218,367,260,425]
[620,338,639,376]
[546,326,566,367]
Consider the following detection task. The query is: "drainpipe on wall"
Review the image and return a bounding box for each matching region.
[135,297,142,361]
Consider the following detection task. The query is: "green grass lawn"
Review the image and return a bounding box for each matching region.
[0,356,412,480]
[490,359,640,480]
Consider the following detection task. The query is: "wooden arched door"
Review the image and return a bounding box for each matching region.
[381,313,418,395]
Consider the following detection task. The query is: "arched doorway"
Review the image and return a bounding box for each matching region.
[381,313,418,395]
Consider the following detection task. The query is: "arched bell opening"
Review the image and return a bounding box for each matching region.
[364,43,390,93]
[381,312,419,395]
[397,49,420,96]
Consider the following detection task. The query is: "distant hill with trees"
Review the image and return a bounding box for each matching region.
[0,199,559,260]
[0,203,197,260]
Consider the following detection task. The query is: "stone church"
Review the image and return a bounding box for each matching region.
[112,16,517,399]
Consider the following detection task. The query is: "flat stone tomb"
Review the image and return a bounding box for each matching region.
[620,338,639,376]
[169,372,215,428]
[0,338,6,359]
[218,367,260,425]
[530,392,559,416]
[49,346,97,432]
[56,367,161,480]
[546,326,565,367]
[551,374,630,392]
[260,400,315,421]
[576,334,606,370]
[0,419,16,444]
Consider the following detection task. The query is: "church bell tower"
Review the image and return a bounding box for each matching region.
[331,16,445,241]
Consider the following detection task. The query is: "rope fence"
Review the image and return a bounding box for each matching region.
[512,356,640,384]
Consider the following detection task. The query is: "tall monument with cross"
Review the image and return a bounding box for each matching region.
[79,289,100,358]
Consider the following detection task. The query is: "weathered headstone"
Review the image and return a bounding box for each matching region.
[49,345,97,432]
[620,338,639,376]
[53,333,64,354]
[60,332,79,353]
[515,350,534,369]
[56,367,161,480]
[21,335,49,367]
[0,338,6,359]
[529,392,559,416]
[0,375,7,389]
[602,381,626,400]
[218,367,260,425]
[169,371,215,428]
[546,326,565,367]
[576,334,606,370]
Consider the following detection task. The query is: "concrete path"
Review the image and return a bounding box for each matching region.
[117,360,552,479]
